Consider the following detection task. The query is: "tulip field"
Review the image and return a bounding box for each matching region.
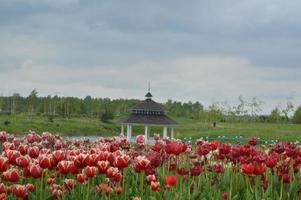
[1,131,301,199]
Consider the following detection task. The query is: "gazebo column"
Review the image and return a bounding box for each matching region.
[126,124,132,142]
[171,127,175,139]
[144,125,149,144]
[163,126,168,138]
[121,125,124,135]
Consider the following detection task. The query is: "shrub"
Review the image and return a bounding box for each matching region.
[4,120,11,126]
[293,106,301,124]
[48,115,54,123]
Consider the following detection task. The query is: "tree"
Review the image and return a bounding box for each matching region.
[235,96,248,117]
[281,96,294,121]
[99,106,114,122]
[293,106,301,124]
[270,107,282,123]
[248,97,264,121]
[26,89,38,121]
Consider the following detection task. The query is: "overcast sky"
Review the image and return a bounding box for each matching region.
[0,0,300,113]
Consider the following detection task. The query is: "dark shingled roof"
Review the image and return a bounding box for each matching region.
[120,114,177,125]
[145,92,153,98]
[132,99,165,112]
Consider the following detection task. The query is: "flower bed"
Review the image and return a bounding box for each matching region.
[0,130,301,199]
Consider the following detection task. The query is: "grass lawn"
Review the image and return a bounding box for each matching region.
[0,114,301,142]
[0,113,119,136]
[175,117,301,142]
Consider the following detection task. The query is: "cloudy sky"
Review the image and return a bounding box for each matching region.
[0,0,300,113]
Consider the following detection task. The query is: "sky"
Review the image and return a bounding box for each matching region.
[0,0,300,114]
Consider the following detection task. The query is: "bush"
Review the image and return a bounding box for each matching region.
[293,106,301,124]
[48,115,54,123]
[4,120,11,126]
[99,109,114,122]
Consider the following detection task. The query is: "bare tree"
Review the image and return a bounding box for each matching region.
[281,96,294,121]
[248,97,264,121]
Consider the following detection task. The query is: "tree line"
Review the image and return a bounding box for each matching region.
[0,90,300,124]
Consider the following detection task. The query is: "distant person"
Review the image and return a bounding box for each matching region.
[213,122,216,127]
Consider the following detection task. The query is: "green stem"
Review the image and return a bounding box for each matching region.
[179,175,183,200]
[123,169,127,200]
[86,178,90,200]
[280,180,283,200]
[187,175,191,200]
[140,172,144,195]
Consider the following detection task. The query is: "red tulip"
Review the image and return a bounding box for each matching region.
[164,175,177,188]
[38,155,52,169]
[57,161,71,175]
[146,174,156,185]
[0,131,8,142]
[219,143,231,155]
[190,163,202,176]
[97,161,110,173]
[0,156,9,172]
[68,161,79,174]
[112,172,122,182]
[5,150,20,165]
[96,183,112,194]
[254,163,266,175]
[210,140,220,150]
[27,146,39,158]
[0,193,6,200]
[114,154,129,169]
[266,153,278,168]
[16,156,30,168]
[106,167,119,178]
[47,178,55,185]
[12,184,28,198]
[18,145,28,155]
[2,142,15,151]
[281,173,291,183]
[212,163,225,173]
[221,192,228,200]
[64,179,76,190]
[151,142,162,152]
[52,150,66,163]
[76,173,88,183]
[150,181,160,191]
[51,189,64,199]
[84,166,97,178]
[29,164,43,179]
[2,168,19,182]
[136,135,145,144]
[177,168,189,175]
[133,156,150,172]
[74,154,87,168]
[0,183,7,194]
[241,163,255,175]
[98,151,109,161]
[115,186,122,194]
[248,137,257,146]
[26,183,35,192]
[146,152,161,167]
[165,140,187,155]
[26,133,41,143]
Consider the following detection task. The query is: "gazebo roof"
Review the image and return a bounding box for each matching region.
[119,91,177,126]
[120,114,176,125]
[132,98,165,112]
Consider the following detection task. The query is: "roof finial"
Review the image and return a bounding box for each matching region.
[145,81,153,99]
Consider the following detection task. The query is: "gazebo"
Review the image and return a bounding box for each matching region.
[119,91,177,143]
